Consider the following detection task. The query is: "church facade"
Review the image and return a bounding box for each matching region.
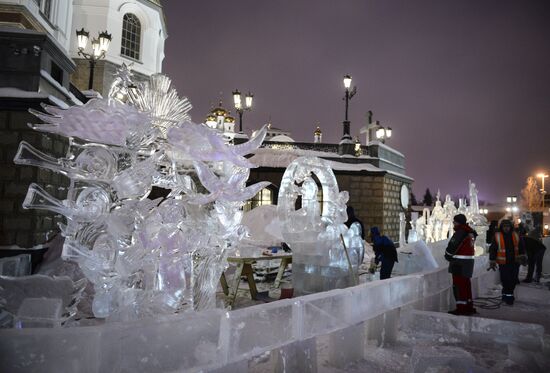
[0,0,165,247]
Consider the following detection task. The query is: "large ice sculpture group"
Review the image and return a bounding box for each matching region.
[405,181,488,253]
[277,156,364,295]
[13,67,269,321]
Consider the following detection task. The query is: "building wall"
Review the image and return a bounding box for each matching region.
[70,0,166,95]
[70,58,149,95]
[0,107,68,247]
[0,0,74,52]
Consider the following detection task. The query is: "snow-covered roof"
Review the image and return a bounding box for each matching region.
[250,148,382,172]
[269,135,295,143]
[40,70,83,106]
[367,140,405,157]
[249,148,414,181]
[0,87,69,109]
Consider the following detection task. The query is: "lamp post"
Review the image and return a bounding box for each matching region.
[375,126,392,144]
[537,173,548,209]
[232,89,253,133]
[342,74,356,140]
[76,28,112,90]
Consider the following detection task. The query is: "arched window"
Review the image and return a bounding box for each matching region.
[121,13,141,60]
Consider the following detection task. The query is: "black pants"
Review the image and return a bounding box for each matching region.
[526,248,546,280]
[380,257,395,280]
[499,263,519,304]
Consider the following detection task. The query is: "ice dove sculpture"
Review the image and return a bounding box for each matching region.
[168,123,268,168]
[188,161,270,204]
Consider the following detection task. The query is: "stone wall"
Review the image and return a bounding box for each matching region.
[334,174,384,235]
[0,107,68,247]
[71,59,149,97]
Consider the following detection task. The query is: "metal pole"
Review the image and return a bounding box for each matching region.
[238,110,243,133]
[344,89,349,121]
[88,59,95,90]
[542,177,546,209]
[340,234,358,285]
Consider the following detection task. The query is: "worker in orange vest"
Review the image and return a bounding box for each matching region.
[489,220,527,305]
[445,214,477,315]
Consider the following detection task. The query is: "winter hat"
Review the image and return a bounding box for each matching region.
[453,214,467,225]
[370,226,380,236]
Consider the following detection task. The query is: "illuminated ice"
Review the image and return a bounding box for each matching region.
[12,71,268,321]
[277,156,356,295]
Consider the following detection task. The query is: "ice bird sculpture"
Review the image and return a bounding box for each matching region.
[14,72,269,321]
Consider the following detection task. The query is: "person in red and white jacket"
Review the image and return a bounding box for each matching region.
[445,214,477,315]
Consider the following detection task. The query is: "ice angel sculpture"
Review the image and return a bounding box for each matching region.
[14,72,268,321]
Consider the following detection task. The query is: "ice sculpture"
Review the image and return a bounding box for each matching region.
[13,71,268,321]
[411,182,488,253]
[399,212,407,247]
[465,181,489,255]
[407,212,419,243]
[277,156,357,295]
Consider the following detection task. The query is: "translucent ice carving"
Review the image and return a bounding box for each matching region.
[15,72,268,321]
[277,156,355,295]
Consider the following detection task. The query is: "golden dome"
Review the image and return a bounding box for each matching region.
[212,107,227,117]
[205,114,216,123]
[225,115,235,123]
[314,126,322,135]
[210,100,228,117]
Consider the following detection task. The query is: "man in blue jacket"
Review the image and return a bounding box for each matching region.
[370,227,398,279]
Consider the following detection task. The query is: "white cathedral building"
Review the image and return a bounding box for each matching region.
[0,0,166,99]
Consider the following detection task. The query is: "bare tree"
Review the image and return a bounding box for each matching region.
[521,177,543,212]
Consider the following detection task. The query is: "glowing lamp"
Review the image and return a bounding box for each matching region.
[343,74,352,89]
[76,28,89,50]
[245,92,253,109]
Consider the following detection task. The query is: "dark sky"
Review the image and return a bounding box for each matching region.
[162,0,550,204]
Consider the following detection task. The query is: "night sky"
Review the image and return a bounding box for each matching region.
[162,0,550,204]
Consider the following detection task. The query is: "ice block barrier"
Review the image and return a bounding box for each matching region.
[401,309,545,352]
[0,255,501,373]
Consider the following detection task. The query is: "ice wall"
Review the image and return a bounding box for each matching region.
[0,254,500,373]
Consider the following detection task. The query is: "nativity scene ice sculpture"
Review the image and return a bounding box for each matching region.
[404,182,488,254]
[13,67,269,321]
[277,156,363,295]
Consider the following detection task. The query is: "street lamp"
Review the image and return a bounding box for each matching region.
[76,28,112,90]
[375,126,392,144]
[232,89,253,133]
[537,173,548,209]
[506,195,518,220]
[341,74,357,141]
